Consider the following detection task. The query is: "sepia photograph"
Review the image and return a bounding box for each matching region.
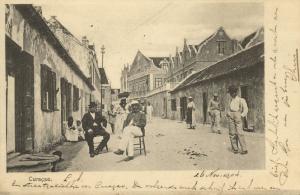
[4,2,266,173]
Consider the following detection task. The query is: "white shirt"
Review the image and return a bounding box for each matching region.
[230,96,248,117]
[89,112,97,126]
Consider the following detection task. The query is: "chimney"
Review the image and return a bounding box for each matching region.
[34,6,43,15]
[51,15,57,20]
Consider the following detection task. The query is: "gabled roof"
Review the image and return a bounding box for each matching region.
[99,68,109,85]
[47,16,78,40]
[188,45,197,56]
[171,42,264,93]
[149,57,168,68]
[240,27,264,48]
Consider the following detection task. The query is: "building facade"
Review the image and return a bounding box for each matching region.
[166,27,242,83]
[126,50,169,100]
[170,41,264,132]
[120,64,129,93]
[5,5,103,154]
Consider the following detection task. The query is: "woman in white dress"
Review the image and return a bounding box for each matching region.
[65,116,79,142]
[115,103,126,138]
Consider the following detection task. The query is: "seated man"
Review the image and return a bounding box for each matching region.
[114,101,146,161]
[82,102,110,158]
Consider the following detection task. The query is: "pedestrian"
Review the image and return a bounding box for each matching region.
[108,104,117,134]
[226,85,248,154]
[115,99,127,138]
[114,101,146,161]
[208,93,222,134]
[186,96,196,129]
[81,102,110,158]
[65,116,79,142]
[146,102,153,123]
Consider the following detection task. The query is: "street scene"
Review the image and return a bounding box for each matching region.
[55,117,265,171]
[5,2,265,172]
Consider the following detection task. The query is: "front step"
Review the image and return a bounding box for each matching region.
[7,153,60,172]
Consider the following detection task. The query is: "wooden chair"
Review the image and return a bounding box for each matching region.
[133,127,146,156]
[93,136,108,152]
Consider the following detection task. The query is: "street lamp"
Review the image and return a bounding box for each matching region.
[100,45,105,114]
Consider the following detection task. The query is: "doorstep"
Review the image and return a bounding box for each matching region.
[7,153,60,172]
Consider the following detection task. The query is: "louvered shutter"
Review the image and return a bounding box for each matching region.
[40,64,47,111]
[52,71,57,110]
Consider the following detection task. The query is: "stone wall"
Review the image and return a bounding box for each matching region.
[170,63,264,132]
[7,5,93,152]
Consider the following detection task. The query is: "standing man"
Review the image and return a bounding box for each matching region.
[226,85,248,154]
[114,101,146,161]
[82,102,110,158]
[146,102,153,123]
[108,104,117,134]
[208,93,222,134]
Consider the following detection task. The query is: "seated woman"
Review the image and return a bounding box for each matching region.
[65,116,79,142]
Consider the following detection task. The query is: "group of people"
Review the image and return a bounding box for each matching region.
[79,99,149,161]
[65,117,85,142]
[185,85,248,154]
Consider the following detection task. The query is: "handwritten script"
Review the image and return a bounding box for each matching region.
[11,172,281,192]
[268,7,297,186]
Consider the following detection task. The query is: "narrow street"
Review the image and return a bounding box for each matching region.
[55,117,265,171]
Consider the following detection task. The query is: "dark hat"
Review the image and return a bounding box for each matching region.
[228,85,238,93]
[88,101,97,108]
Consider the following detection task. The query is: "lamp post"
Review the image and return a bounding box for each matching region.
[100,45,105,113]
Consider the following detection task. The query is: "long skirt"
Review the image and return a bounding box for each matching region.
[186,108,196,127]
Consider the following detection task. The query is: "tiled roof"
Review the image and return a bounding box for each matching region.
[171,42,264,93]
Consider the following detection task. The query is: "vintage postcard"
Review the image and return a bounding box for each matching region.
[0,0,300,194]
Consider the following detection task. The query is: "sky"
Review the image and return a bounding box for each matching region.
[40,1,264,89]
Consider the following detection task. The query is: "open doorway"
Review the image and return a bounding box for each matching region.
[6,37,34,153]
[180,97,187,121]
[202,92,208,124]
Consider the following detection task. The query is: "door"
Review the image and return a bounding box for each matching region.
[202,92,208,124]
[163,97,167,118]
[15,52,34,153]
[180,97,187,121]
[61,78,67,135]
[241,85,250,129]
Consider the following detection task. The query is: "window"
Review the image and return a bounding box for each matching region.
[171,99,177,111]
[217,41,226,54]
[155,78,163,88]
[41,64,57,112]
[73,85,80,112]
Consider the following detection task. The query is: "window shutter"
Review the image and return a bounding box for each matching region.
[73,85,77,111]
[52,71,57,110]
[40,64,47,111]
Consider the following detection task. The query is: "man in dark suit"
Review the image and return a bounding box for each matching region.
[81,102,110,158]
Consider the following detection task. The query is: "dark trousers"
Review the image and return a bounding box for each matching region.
[85,127,110,154]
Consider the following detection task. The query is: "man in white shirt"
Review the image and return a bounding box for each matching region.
[226,85,248,154]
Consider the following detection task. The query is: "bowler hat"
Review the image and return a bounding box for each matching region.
[88,101,97,108]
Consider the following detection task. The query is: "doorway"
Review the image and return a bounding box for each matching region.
[241,85,249,129]
[202,92,208,124]
[6,40,34,153]
[163,97,167,118]
[180,97,187,121]
[61,78,72,136]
